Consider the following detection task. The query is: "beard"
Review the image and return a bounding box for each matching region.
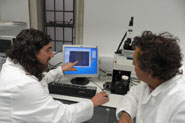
[39,59,50,72]
[44,63,49,71]
[44,58,51,71]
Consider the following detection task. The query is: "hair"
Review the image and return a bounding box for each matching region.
[133,31,183,82]
[6,29,51,81]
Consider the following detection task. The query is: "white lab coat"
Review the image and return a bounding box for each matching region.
[116,71,185,123]
[0,58,94,123]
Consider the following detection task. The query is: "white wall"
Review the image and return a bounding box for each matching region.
[0,0,30,28]
[83,0,185,64]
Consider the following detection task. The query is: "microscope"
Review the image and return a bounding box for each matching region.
[110,17,137,95]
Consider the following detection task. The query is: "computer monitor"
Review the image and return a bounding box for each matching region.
[63,45,99,85]
[0,36,14,57]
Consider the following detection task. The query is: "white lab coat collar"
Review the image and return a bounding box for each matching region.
[5,57,38,80]
[151,65,185,97]
[5,58,24,70]
[142,72,183,105]
[150,74,181,97]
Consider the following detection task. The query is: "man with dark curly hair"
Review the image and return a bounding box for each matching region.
[116,31,185,123]
[0,29,109,123]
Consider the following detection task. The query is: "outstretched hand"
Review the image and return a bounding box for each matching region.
[61,61,78,71]
[91,91,109,107]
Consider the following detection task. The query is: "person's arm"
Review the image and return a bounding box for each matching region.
[116,82,146,122]
[170,107,185,123]
[13,79,93,123]
[13,79,109,123]
[119,111,132,123]
[42,61,79,84]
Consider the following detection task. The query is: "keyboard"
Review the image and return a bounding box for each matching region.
[48,82,97,99]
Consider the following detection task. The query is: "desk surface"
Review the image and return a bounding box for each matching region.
[50,78,124,109]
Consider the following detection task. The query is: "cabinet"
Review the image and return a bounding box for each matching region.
[43,0,75,51]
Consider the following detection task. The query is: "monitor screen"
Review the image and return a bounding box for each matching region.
[63,45,99,85]
[0,37,14,57]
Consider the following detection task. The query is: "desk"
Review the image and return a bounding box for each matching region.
[50,79,124,108]
[50,78,123,123]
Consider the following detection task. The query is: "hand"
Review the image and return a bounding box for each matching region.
[119,112,132,123]
[91,91,109,107]
[61,61,78,71]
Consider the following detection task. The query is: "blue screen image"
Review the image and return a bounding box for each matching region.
[64,46,98,75]
[70,51,89,66]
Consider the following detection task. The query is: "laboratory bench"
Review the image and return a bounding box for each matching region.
[50,78,124,123]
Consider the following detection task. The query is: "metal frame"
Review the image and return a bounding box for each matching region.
[43,0,75,51]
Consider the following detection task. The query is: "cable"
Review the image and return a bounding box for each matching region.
[89,79,111,96]
[53,50,63,55]
[99,68,107,74]
[115,32,127,54]
[48,61,63,70]
[48,50,63,70]
[89,79,104,91]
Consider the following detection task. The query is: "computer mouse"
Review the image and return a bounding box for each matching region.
[103,82,111,90]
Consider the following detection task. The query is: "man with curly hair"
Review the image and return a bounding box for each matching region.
[116,31,185,123]
[0,29,109,123]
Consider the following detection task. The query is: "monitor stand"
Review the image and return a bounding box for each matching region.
[71,77,89,85]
